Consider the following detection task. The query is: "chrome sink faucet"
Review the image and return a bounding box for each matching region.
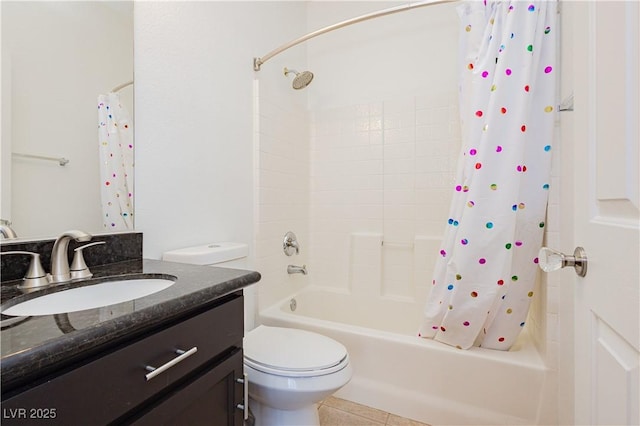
[50,230,92,284]
[0,223,18,239]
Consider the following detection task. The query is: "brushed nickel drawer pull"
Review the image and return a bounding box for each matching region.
[144,347,198,381]
[236,373,249,420]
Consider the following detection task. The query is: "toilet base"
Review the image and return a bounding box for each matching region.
[250,398,320,426]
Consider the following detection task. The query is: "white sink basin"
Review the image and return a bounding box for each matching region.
[1,278,176,317]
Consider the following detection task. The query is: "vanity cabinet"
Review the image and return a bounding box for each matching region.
[1,292,245,426]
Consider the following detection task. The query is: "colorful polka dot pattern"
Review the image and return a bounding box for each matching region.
[419,0,556,351]
[97,93,134,231]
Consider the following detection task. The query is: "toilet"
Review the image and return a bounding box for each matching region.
[244,325,352,426]
[162,243,353,426]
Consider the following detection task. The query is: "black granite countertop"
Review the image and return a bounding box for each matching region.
[0,259,261,392]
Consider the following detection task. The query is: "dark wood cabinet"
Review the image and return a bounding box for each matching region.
[1,293,246,425]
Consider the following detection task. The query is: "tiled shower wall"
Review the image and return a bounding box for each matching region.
[254,80,310,309]
[309,92,460,302]
[254,88,460,307]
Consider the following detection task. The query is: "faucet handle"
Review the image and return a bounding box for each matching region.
[70,241,105,280]
[283,231,300,256]
[1,251,50,289]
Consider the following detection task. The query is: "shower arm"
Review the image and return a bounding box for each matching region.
[253,0,456,71]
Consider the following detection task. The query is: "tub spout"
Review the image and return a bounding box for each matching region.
[287,264,307,275]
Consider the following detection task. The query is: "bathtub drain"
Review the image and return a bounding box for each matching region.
[289,298,297,312]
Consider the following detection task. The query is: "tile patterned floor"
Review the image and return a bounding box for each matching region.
[318,397,431,426]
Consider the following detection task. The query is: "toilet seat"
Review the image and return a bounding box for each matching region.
[244,326,349,377]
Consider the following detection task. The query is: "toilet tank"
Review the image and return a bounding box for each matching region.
[162,242,249,269]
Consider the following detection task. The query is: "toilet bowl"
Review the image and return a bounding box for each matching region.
[244,325,352,426]
[162,243,352,425]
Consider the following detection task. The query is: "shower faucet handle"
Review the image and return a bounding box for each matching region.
[1,251,50,289]
[283,231,300,256]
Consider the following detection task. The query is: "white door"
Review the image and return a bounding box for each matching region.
[570,1,640,425]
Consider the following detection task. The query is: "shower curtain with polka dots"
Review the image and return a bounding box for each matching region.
[97,93,134,231]
[419,0,557,350]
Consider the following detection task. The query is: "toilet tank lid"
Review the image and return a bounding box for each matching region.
[162,242,248,265]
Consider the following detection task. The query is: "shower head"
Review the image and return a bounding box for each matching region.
[284,67,314,90]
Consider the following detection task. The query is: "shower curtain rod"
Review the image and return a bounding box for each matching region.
[253,0,456,71]
[12,152,69,166]
[111,80,133,92]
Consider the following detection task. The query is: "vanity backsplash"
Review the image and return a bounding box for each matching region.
[0,232,143,283]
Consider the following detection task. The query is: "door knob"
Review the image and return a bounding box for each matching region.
[538,247,587,277]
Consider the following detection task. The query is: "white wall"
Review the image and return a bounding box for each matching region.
[308,94,460,299]
[134,2,307,260]
[305,1,460,300]
[307,1,460,110]
[1,2,133,238]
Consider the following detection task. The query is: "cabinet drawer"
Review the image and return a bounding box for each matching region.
[130,349,244,426]
[2,295,243,425]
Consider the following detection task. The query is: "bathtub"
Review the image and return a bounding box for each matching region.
[259,285,549,425]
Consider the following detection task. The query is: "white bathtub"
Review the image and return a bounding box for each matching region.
[259,285,549,425]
